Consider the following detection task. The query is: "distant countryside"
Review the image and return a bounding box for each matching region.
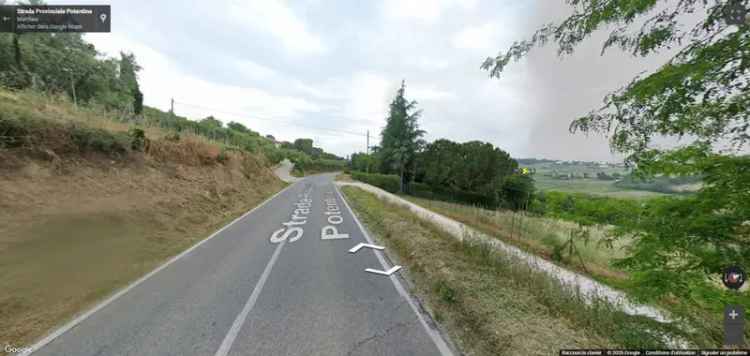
[516,158,702,199]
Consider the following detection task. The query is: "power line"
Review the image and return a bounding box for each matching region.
[173,100,374,138]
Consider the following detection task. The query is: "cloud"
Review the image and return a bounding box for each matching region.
[344,72,395,123]
[451,23,499,50]
[411,57,451,71]
[84,32,327,141]
[79,0,679,161]
[382,0,478,24]
[228,0,325,55]
[410,86,456,101]
[232,59,280,82]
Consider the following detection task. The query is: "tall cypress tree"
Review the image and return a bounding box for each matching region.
[119,52,142,115]
[379,80,425,193]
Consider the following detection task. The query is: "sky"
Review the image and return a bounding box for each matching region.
[52,0,675,161]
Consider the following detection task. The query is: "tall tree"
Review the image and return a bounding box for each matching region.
[481,0,750,302]
[119,52,143,115]
[293,138,315,156]
[380,80,426,193]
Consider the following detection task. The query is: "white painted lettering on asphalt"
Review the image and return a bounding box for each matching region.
[321,191,350,240]
[270,187,312,244]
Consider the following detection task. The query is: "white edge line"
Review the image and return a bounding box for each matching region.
[20,182,297,356]
[333,184,455,356]
[214,239,286,356]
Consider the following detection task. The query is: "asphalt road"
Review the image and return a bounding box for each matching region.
[24,173,452,356]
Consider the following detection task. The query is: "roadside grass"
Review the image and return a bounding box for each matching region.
[0,89,286,354]
[402,195,631,285]
[0,88,233,156]
[341,186,687,355]
[335,172,354,182]
[398,194,749,347]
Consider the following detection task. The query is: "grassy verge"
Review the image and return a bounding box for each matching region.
[341,186,687,355]
[398,194,749,347]
[401,195,631,286]
[335,172,353,182]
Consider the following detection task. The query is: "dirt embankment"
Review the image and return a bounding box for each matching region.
[0,103,285,351]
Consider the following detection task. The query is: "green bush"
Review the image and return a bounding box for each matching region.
[1,112,134,157]
[352,171,499,207]
[70,125,131,156]
[351,172,401,193]
[300,158,347,173]
[128,128,146,151]
[0,114,33,148]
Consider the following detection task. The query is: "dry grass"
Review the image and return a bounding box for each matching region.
[401,195,633,284]
[341,187,682,355]
[334,172,354,182]
[147,136,223,166]
[0,89,285,354]
[1,89,156,137]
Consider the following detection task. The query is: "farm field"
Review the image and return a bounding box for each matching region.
[519,159,687,199]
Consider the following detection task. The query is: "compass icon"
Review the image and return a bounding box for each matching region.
[722,265,747,290]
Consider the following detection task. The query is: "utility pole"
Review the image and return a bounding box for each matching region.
[366,130,371,173]
[170,98,175,115]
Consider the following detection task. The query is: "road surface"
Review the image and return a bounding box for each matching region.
[23,173,452,356]
[273,159,299,183]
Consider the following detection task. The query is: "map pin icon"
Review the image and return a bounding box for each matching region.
[99,13,107,23]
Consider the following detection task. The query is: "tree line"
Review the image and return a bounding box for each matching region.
[0,31,142,115]
[349,81,533,209]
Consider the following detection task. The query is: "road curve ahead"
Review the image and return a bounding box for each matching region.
[25,173,451,356]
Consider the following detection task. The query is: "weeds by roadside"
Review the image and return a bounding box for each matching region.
[400,194,749,347]
[341,186,691,355]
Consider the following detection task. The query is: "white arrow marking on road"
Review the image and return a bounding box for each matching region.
[348,243,385,254]
[365,265,402,276]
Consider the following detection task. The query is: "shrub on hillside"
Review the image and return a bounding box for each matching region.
[0,114,35,148]
[70,126,131,156]
[128,128,146,151]
[1,111,150,158]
